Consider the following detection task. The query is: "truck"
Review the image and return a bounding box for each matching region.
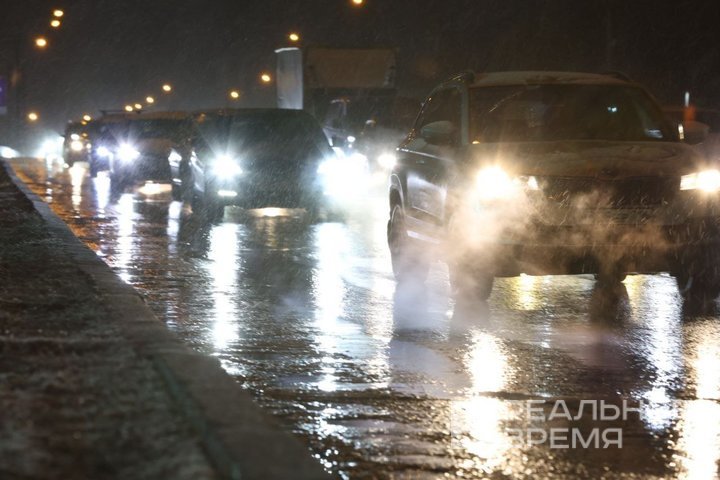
[275,46,414,172]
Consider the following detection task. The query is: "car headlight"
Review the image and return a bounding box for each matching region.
[117,144,140,162]
[377,152,397,170]
[70,140,84,152]
[168,150,182,163]
[680,169,720,192]
[475,167,538,201]
[211,154,244,177]
[96,146,112,158]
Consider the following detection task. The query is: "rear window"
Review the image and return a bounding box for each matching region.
[470,84,676,143]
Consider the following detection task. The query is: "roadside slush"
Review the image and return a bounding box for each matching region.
[0,159,330,480]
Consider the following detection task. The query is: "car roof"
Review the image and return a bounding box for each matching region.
[466,71,631,88]
[193,108,315,119]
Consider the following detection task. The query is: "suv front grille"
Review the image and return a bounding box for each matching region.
[539,176,679,208]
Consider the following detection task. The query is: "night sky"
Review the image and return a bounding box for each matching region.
[2,0,720,132]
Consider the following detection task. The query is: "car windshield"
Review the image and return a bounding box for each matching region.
[196,113,330,159]
[127,119,188,139]
[470,84,676,143]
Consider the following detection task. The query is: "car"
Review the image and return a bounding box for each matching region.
[61,121,91,167]
[86,113,133,177]
[388,71,720,302]
[105,112,192,191]
[185,108,341,220]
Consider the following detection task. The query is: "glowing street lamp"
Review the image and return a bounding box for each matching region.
[35,37,48,49]
[53,9,64,18]
[124,105,134,112]
[260,73,272,84]
[162,84,172,93]
[50,19,61,28]
[229,90,241,100]
[82,114,92,122]
[27,112,39,122]
[351,0,364,5]
[134,103,143,110]
[288,32,300,43]
[146,96,155,104]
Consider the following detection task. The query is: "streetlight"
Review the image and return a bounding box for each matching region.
[35,37,48,49]
[27,112,39,122]
[260,73,272,84]
[124,105,134,112]
[82,114,92,122]
[50,19,61,28]
[53,9,64,18]
[162,84,172,93]
[288,32,300,43]
[134,103,143,110]
[229,90,241,100]
[351,0,364,5]
[146,96,155,104]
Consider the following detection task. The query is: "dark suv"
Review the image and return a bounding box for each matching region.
[388,71,720,302]
[185,109,336,220]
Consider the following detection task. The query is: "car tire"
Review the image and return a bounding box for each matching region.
[110,172,127,194]
[449,261,494,301]
[171,182,185,202]
[192,189,224,222]
[387,204,429,283]
[676,270,720,303]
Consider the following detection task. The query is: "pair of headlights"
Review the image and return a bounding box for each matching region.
[97,143,140,163]
[475,166,720,200]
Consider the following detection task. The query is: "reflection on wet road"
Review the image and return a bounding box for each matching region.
[13,157,720,479]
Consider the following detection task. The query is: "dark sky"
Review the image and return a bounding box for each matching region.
[2,0,720,131]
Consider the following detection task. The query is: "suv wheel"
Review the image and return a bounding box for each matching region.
[676,270,720,303]
[191,188,224,222]
[387,204,429,283]
[449,261,494,301]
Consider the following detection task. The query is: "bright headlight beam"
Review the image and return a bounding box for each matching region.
[681,169,720,192]
[97,146,112,158]
[211,154,243,177]
[378,152,397,170]
[70,140,84,152]
[117,144,140,162]
[476,166,519,200]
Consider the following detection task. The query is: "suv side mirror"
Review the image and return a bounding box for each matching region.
[420,120,456,145]
[683,121,710,145]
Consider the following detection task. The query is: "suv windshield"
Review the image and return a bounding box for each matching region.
[197,113,329,157]
[127,119,188,140]
[470,84,676,143]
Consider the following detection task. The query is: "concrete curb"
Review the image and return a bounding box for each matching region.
[3,160,331,480]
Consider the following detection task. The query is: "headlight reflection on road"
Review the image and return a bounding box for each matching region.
[69,164,86,210]
[675,321,720,479]
[114,193,137,284]
[311,223,355,392]
[627,275,684,431]
[208,224,241,351]
[451,331,513,471]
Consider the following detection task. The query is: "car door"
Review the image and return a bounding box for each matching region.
[399,87,462,241]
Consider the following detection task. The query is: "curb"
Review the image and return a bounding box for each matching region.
[3,160,331,480]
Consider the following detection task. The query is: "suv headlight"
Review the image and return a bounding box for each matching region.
[211,154,244,177]
[475,167,538,201]
[70,140,84,152]
[680,169,720,192]
[117,143,140,162]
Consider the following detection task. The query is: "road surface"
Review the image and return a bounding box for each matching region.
[11,157,720,479]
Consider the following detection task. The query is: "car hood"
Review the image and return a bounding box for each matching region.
[466,141,706,178]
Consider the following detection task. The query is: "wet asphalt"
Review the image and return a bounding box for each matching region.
[11,157,720,479]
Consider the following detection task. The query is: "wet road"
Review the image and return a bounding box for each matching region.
[12,157,720,479]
